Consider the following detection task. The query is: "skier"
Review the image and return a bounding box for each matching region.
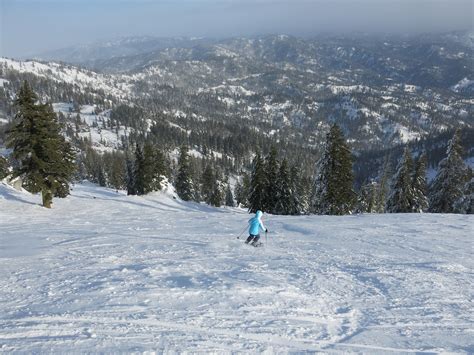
[245,210,268,246]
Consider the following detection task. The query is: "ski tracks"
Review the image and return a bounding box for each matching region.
[1,185,473,352]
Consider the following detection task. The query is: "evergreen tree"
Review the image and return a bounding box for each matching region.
[80,147,99,184]
[0,156,9,180]
[234,180,244,206]
[356,184,369,213]
[356,181,379,213]
[200,164,215,204]
[412,153,429,212]
[263,147,279,213]
[454,176,474,214]
[312,124,355,215]
[289,165,304,215]
[386,147,415,213]
[274,159,292,215]
[429,129,469,213]
[126,156,136,195]
[142,142,165,193]
[6,81,76,208]
[133,144,145,195]
[175,145,195,201]
[376,155,393,213]
[241,173,251,208]
[298,174,312,214]
[248,152,266,213]
[225,184,235,207]
[209,177,224,207]
[369,182,379,212]
[107,151,126,191]
[234,173,250,208]
[97,165,107,187]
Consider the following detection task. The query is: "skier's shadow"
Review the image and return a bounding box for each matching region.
[279,222,314,236]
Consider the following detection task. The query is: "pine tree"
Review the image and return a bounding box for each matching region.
[289,165,304,215]
[6,81,76,208]
[368,182,379,213]
[412,153,428,212]
[376,155,393,213]
[0,156,9,180]
[200,164,215,204]
[234,180,244,206]
[298,174,312,214]
[107,151,126,191]
[126,156,136,195]
[80,147,99,184]
[206,167,224,207]
[142,142,165,193]
[312,124,355,215]
[234,173,250,208]
[175,145,195,201]
[248,152,266,213]
[241,173,251,207]
[225,184,235,207]
[133,144,145,195]
[453,176,474,214]
[386,147,415,213]
[429,129,469,213]
[356,184,369,213]
[210,179,224,207]
[263,147,279,213]
[274,159,292,215]
[97,165,107,187]
[356,181,379,213]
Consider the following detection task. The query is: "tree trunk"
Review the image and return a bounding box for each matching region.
[42,189,53,208]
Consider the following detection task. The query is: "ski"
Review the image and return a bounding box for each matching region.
[245,242,263,247]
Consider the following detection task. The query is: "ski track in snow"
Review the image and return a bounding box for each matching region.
[0,183,473,353]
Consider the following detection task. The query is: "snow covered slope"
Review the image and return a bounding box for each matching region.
[0,57,133,100]
[0,183,473,353]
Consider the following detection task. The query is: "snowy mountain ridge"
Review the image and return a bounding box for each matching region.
[1,53,471,149]
[1,32,473,187]
[0,57,134,101]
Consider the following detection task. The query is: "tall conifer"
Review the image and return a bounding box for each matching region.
[126,156,136,195]
[274,159,292,215]
[376,155,393,213]
[454,176,474,214]
[235,173,250,208]
[312,124,355,215]
[429,129,469,213]
[387,147,415,213]
[225,184,235,207]
[175,145,195,201]
[142,142,165,193]
[412,153,428,212]
[6,81,76,208]
[133,144,145,195]
[200,164,215,204]
[0,156,8,180]
[264,147,279,213]
[248,152,266,213]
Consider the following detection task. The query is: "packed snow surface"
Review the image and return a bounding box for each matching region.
[0,183,473,353]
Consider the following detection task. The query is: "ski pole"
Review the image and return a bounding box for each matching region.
[236,225,248,239]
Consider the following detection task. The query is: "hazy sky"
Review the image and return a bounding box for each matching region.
[0,0,472,57]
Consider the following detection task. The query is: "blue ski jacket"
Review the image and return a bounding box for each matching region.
[248,210,266,235]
